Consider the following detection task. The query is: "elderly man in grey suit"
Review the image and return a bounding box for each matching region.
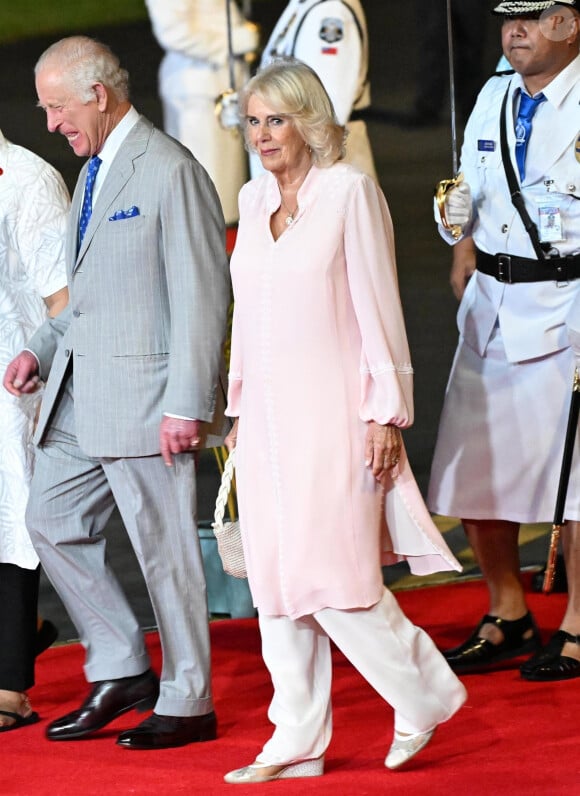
[3,36,230,749]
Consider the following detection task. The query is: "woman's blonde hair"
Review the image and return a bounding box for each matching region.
[239,58,346,167]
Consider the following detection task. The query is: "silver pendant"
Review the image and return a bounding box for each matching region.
[285,215,293,226]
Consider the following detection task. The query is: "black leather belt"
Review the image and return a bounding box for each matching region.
[476,248,580,284]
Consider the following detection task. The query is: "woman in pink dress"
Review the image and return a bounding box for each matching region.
[223,59,467,784]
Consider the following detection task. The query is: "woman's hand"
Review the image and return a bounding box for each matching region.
[224,418,239,452]
[364,421,402,480]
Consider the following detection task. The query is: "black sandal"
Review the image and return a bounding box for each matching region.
[520,630,580,681]
[0,710,40,733]
[443,612,541,673]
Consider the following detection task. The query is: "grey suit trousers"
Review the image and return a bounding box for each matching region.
[26,389,213,717]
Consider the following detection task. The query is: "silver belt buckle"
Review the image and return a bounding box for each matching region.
[497,255,512,283]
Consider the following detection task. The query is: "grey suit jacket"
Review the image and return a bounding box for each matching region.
[29,116,230,457]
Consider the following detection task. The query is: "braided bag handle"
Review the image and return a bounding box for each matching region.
[212,449,246,578]
[214,448,236,528]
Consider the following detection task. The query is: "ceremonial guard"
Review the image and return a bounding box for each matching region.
[252,0,376,179]
[146,0,259,224]
[430,1,580,680]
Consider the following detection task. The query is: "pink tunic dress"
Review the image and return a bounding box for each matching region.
[227,164,460,618]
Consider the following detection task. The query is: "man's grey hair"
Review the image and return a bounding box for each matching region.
[35,36,130,103]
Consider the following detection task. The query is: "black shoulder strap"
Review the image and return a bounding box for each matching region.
[499,84,548,261]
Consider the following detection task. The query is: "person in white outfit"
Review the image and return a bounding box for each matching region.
[146,0,259,224]
[251,0,377,180]
[0,131,69,731]
[430,0,580,681]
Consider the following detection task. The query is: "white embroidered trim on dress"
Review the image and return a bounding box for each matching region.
[361,363,414,375]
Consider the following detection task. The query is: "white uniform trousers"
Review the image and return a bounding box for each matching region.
[256,587,467,764]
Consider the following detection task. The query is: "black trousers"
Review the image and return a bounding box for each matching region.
[0,563,40,691]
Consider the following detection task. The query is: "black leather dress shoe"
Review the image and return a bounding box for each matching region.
[521,630,580,681]
[443,612,542,673]
[116,711,217,749]
[46,669,159,740]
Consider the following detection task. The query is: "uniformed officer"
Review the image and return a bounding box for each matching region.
[429,0,580,681]
[251,0,377,180]
[146,0,259,225]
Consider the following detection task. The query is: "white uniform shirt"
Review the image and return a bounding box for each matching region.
[445,56,580,363]
[252,0,376,179]
[146,0,258,70]
[145,0,259,223]
[261,0,370,123]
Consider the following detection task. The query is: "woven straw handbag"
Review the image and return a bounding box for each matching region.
[212,448,247,579]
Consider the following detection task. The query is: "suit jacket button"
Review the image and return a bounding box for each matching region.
[64,349,70,357]
[72,309,81,317]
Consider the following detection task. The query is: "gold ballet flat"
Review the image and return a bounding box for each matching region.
[385,728,435,770]
[224,756,324,784]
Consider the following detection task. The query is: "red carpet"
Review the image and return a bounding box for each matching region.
[225,226,237,256]
[4,580,579,795]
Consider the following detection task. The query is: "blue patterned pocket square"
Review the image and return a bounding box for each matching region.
[109,206,140,221]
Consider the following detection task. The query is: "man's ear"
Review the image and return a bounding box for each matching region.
[93,83,108,111]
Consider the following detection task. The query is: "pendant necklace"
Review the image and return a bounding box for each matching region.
[277,167,311,227]
[279,193,298,226]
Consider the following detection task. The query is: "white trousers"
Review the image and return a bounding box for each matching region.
[256,588,467,765]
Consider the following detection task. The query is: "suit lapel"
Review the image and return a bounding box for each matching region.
[73,117,154,270]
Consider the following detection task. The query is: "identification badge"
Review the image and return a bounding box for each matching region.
[477,139,496,152]
[538,204,564,243]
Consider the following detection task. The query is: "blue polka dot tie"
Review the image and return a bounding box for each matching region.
[514,91,545,182]
[78,155,102,247]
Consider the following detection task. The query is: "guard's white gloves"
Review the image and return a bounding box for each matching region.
[444,181,472,229]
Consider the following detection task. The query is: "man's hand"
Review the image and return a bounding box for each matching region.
[450,236,477,301]
[445,181,472,230]
[3,351,40,396]
[160,416,201,467]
